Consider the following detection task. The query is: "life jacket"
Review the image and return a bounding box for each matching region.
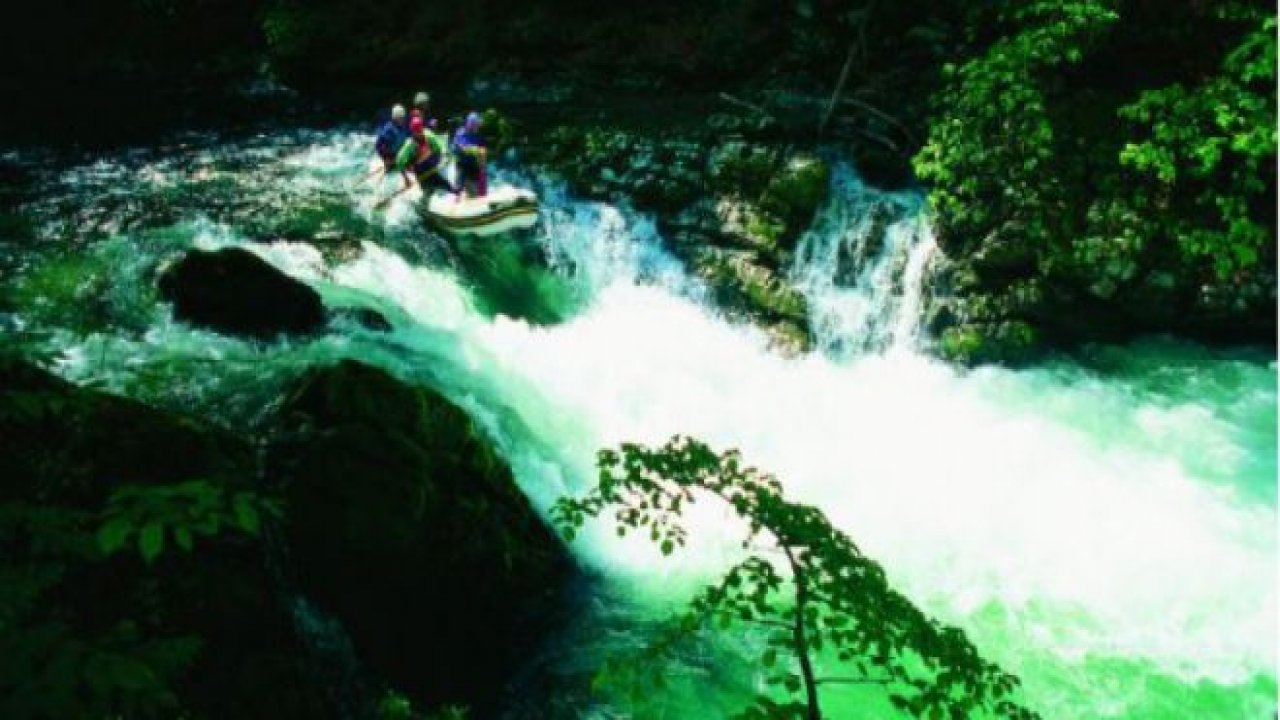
[375,120,407,159]
[393,135,420,170]
[425,129,447,158]
[451,128,485,157]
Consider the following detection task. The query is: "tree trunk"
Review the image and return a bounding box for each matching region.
[785,546,822,720]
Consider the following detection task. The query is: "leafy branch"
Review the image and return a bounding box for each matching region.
[97,480,283,564]
[553,435,1038,720]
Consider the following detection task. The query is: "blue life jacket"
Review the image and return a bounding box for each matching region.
[375,120,407,159]
[451,128,485,156]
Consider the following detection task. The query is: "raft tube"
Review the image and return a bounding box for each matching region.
[421,185,539,236]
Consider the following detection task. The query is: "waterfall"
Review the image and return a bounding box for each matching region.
[790,164,936,357]
[12,130,1273,720]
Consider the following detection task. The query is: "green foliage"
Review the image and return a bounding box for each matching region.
[914,0,1275,347]
[0,500,202,718]
[376,689,415,720]
[426,704,470,720]
[1113,10,1276,279]
[914,1,1119,253]
[554,436,1038,719]
[97,480,282,564]
[261,4,312,61]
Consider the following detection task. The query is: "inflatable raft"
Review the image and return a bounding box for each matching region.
[421,185,539,236]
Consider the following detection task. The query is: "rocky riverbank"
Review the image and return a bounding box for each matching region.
[0,346,572,718]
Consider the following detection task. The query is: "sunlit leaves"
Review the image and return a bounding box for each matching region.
[554,436,1038,719]
[1116,12,1276,279]
[917,0,1275,304]
[915,0,1118,258]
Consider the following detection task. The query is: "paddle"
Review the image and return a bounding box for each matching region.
[372,175,415,210]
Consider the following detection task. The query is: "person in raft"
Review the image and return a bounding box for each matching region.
[374,104,409,170]
[409,91,438,131]
[400,115,457,195]
[451,112,488,198]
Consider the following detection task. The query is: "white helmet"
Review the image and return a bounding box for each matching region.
[391,104,407,121]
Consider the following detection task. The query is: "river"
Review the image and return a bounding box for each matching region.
[1,128,1274,718]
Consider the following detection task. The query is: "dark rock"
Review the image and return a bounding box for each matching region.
[0,359,332,719]
[269,360,572,714]
[851,142,916,191]
[0,357,250,507]
[969,224,1038,280]
[158,247,326,340]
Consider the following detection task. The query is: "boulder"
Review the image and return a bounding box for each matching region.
[158,247,326,340]
[268,360,571,714]
[0,358,333,719]
[759,153,830,243]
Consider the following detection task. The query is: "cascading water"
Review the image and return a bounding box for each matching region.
[4,129,1274,719]
[790,164,937,356]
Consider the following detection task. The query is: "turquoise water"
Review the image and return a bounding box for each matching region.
[1,130,1274,718]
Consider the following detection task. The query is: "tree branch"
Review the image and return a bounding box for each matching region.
[719,92,773,118]
[819,43,859,138]
[840,97,918,146]
[785,546,822,720]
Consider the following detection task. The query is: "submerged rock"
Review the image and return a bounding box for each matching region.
[269,360,571,714]
[158,247,326,340]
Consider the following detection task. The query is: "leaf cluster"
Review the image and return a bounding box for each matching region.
[554,436,1038,719]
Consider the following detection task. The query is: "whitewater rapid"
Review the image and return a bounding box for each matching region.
[31,130,1277,718]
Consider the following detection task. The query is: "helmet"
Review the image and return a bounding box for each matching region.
[409,116,425,135]
[413,91,430,107]
[391,104,406,121]
[465,111,482,130]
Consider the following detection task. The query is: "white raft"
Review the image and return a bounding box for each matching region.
[420,185,539,236]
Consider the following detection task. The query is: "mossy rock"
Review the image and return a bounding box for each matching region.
[938,321,1041,367]
[707,141,779,197]
[270,360,571,714]
[760,154,830,248]
[692,248,808,324]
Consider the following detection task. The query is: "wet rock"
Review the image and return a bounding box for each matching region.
[690,246,808,325]
[708,140,778,196]
[269,360,571,714]
[0,359,332,719]
[937,321,1041,367]
[158,247,326,340]
[759,153,830,244]
[530,123,832,349]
